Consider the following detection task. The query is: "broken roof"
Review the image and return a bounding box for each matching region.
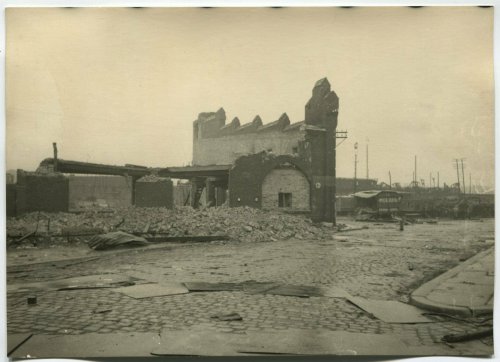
[257,113,290,132]
[158,165,231,179]
[232,116,263,135]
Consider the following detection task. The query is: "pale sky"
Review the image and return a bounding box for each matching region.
[6,7,494,189]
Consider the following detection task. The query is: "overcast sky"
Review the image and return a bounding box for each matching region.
[6,7,494,189]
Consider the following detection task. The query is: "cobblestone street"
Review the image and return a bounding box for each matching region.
[7,218,495,356]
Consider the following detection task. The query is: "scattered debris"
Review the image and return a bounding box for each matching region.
[210,312,243,321]
[27,296,37,305]
[113,283,189,299]
[442,328,493,343]
[336,226,369,233]
[58,280,135,291]
[137,174,170,182]
[61,226,104,236]
[9,231,36,247]
[144,235,230,243]
[7,206,339,247]
[184,282,246,292]
[318,286,353,299]
[184,280,348,299]
[260,284,323,298]
[88,231,150,250]
[422,312,493,326]
[8,274,139,293]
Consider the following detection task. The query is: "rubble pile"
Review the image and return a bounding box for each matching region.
[7,206,335,247]
[136,175,170,182]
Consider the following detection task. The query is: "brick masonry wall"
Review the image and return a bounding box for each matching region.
[135,180,174,208]
[6,184,17,216]
[262,168,310,210]
[229,152,311,209]
[16,171,69,214]
[193,130,303,166]
[68,175,132,210]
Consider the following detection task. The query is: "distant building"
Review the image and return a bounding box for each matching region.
[6,173,15,184]
[336,178,378,196]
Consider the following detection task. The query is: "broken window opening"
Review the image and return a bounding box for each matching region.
[278,192,292,208]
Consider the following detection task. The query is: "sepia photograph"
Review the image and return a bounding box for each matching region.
[4,5,495,358]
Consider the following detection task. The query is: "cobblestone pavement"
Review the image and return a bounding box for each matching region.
[7,218,495,355]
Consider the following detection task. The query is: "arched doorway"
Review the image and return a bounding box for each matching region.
[261,165,310,211]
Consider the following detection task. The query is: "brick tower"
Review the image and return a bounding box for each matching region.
[304,78,339,223]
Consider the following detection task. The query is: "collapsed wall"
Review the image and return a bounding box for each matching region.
[192,77,339,222]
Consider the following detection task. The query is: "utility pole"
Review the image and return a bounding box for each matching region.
[437,172,440,189]
[469,173,472,194]
[455,159,461,193]
[334,130,347,226]
[354,142,358,192]
[389,171,392,189]
[414,155,417,188]
[461,159,466,195]
[366,142,369,179]
[52,142,58,172]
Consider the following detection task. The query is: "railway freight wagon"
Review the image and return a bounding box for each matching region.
[353,190,402,217]
[335,195,355,215]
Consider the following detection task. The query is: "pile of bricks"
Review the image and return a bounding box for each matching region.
[7,206,335,247]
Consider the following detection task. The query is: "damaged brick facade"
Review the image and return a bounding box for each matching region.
[15,170,69,214]
[194,78,339,222]
[135,177,174,208]
[193,110,304,166]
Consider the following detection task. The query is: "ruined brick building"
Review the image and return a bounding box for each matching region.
[190,77,338,222]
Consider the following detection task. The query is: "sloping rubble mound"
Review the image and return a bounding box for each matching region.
[7,206,335,247]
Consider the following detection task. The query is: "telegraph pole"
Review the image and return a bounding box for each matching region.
[455,159,461,193]
[389,171,392,189]
[354,142,358,192]
[469,173,472,194]
[414,155,417,188]
[366,142,369,179]
[461,159,466,195]
[52,142,58,172]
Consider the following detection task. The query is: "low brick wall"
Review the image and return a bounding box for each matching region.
[135,179,174,208]
[16,170,69,214]
[6,184,17,217]
[68,175,132,210]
